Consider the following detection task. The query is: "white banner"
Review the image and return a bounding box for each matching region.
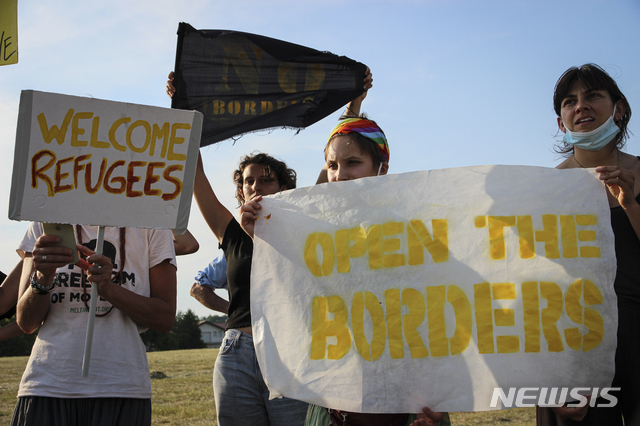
[9,90,203,232]
[251,165,617,413]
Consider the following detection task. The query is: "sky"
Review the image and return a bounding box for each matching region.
[1,0,639,319]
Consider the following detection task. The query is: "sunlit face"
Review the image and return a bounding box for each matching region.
[325,135,388,182]
[558,81,619,134]
[241,163,283,203]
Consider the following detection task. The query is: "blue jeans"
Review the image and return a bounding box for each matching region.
[213,329,308,426]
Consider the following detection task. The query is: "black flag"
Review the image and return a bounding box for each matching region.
[172,23,367,147]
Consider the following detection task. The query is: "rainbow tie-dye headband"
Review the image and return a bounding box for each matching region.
[328,118,390,163]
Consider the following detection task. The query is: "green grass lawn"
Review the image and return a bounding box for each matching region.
[1,349,535,425]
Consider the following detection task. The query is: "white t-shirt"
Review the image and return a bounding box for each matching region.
[17,223,176,399]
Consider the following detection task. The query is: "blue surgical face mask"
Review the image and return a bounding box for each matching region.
[562,106,620,151]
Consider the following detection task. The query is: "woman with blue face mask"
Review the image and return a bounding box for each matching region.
[537,64,640,425]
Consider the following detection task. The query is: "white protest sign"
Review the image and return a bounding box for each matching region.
[251,165,617,413]
[9,90,203,232]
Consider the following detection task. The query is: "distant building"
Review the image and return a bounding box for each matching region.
[198,321,226,348]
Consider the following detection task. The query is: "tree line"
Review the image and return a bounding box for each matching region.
[0,309,224,357]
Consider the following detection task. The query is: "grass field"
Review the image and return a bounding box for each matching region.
[1,349,535,425]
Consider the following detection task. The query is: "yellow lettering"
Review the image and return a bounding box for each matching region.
[576,215,600,258]
[304,63,325,91]
[522,281,541,353]
[402,288,429,358]
[108,117,130,152]
[560,215,579,258]
[352,291,386,361]
[564,279,604,351]
[535,215,560,259]
[260,101,273,114]
[89,116,110,149]
[304,233,335,277]
[335,227,367,273]
[474,283,494,354]
[383,222,405,268]
[168,123,190,161]
[70,112,93,147]
[448,285,472,355]
[310,296,351,360]
[385,289,404,359]
[488,216,516,260]
[367,224,383,269]
[151,122,170,158]
[212,100,226,115]
[126,120,152,153]
[219,43,262,94]
[492,283,519,353]
[37,109,74,145]
[540,282,564,352]
[407,219,449,265]
[427,286,448,357]
[278,63,298,93]
[244,100,257,115]
[516,215,535,259]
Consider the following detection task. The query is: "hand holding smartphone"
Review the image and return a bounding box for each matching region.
[42,223,80,264]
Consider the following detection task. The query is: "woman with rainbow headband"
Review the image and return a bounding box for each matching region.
[241,117,450,426]
[168,67,373,426]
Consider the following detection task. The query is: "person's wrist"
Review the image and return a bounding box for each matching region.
[36,270,55,283]
[96,278,115,300]
[30,271,59,295]
[622,198,640,212]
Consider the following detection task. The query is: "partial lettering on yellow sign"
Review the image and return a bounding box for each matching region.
[0,0,18,66]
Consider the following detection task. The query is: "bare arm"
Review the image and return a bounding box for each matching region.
[0,321,25,341]
[0,260,23,316]
[17,256,52,334]
[81,244,177,334]
[194,153,234,244]
[17,235,74,334]
[190,283,229,314]
[317,68,373,184]
[342,67,373,118]
[173,229,200,255]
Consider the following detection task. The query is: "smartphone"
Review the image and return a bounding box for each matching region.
[42,223,80,264]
